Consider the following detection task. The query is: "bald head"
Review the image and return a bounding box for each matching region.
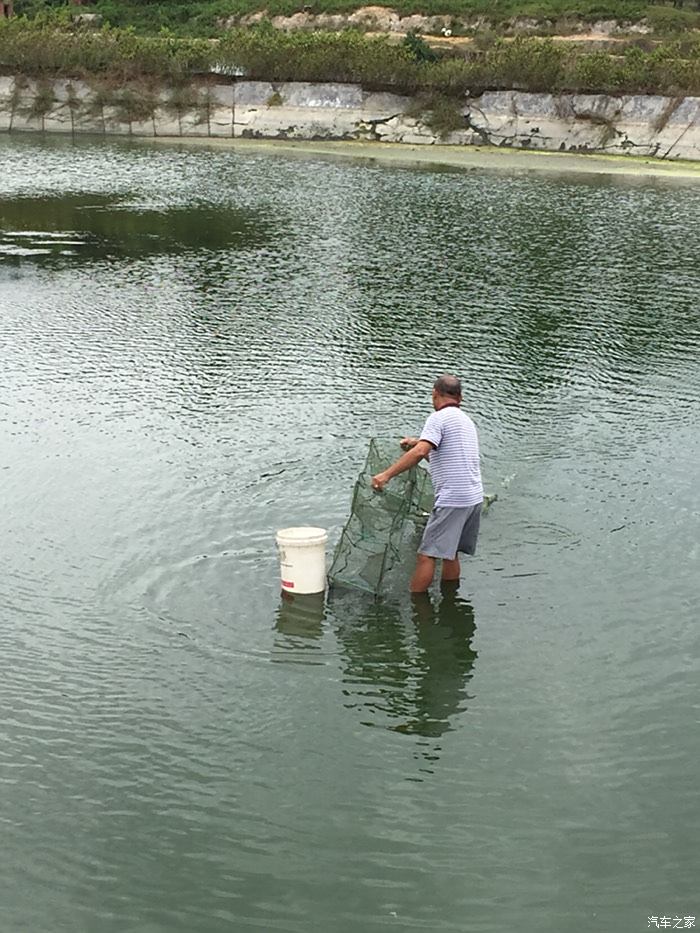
[433,374,462,399]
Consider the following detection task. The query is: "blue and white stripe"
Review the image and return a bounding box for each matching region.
[420,407,483,508]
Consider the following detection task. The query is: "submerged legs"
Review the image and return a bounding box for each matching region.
[410,554,461,592]
[441,558,461,582]
[410,554,436,593]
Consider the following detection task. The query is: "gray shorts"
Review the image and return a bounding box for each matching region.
[418,503,482,560]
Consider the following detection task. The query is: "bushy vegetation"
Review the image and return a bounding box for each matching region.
[645,3,700,32]
[0,14,212,79]
[406,91,465,136]
[11,0,700,38]
[1,18,699,95]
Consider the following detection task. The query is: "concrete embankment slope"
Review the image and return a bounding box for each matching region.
[2,77,699,162]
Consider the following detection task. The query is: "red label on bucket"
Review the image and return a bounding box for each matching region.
[282,580,295,589]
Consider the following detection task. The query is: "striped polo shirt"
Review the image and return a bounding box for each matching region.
[420,405,483,508]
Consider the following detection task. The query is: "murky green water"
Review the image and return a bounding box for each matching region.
[1,134,699,933]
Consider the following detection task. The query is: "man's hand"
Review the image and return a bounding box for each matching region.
[400,436,419,450]
[371,441,431,493]
[372,471,390,492]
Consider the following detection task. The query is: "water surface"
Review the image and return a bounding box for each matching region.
[1,134,699,933]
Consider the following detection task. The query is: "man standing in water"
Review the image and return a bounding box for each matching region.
[371,375,483,593]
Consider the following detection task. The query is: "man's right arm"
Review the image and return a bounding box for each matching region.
[400,436,420,450]
[372,440,434,491]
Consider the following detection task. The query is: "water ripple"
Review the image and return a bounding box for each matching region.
[1,134,699,933]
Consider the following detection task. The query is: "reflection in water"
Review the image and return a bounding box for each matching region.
[401,585,477,738]
[0,194,271,264]
[272,592,326,665]
[334,585,477,768]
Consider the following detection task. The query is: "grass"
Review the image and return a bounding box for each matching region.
[11,0,700,38]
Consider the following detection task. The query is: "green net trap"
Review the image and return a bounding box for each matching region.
[328,438,434,595]
[328,438,496,595]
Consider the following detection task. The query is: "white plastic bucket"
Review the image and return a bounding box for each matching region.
[276,526,328,595]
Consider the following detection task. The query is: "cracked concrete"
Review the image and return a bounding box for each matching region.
[469,90,700,159]
[1,79,698,161]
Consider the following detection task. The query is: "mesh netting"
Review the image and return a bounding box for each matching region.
[328,438,435,595]
[329,438,498,595]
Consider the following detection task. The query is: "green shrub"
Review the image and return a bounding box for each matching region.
[112,85,159,124]
[164,84,218,128]
[83,82,110,131]
[402,31,439,63]
[24,80,54,119]
[1,19,699,97]
[217,27,421,90]
[472,27,499,51]
[407,92,465,137]
[568,50,625,92]
[620,44,653,90]
[647,46,695,95]
[0,15,213,79]
[493,37,566,91]
[645,5,700,34]
[17,0,689,36]
[420,57,476,95]
[165,84,204,117]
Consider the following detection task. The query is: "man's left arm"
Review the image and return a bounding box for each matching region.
[371,440,433,491]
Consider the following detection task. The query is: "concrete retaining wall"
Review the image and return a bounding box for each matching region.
[1,77,699,161]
